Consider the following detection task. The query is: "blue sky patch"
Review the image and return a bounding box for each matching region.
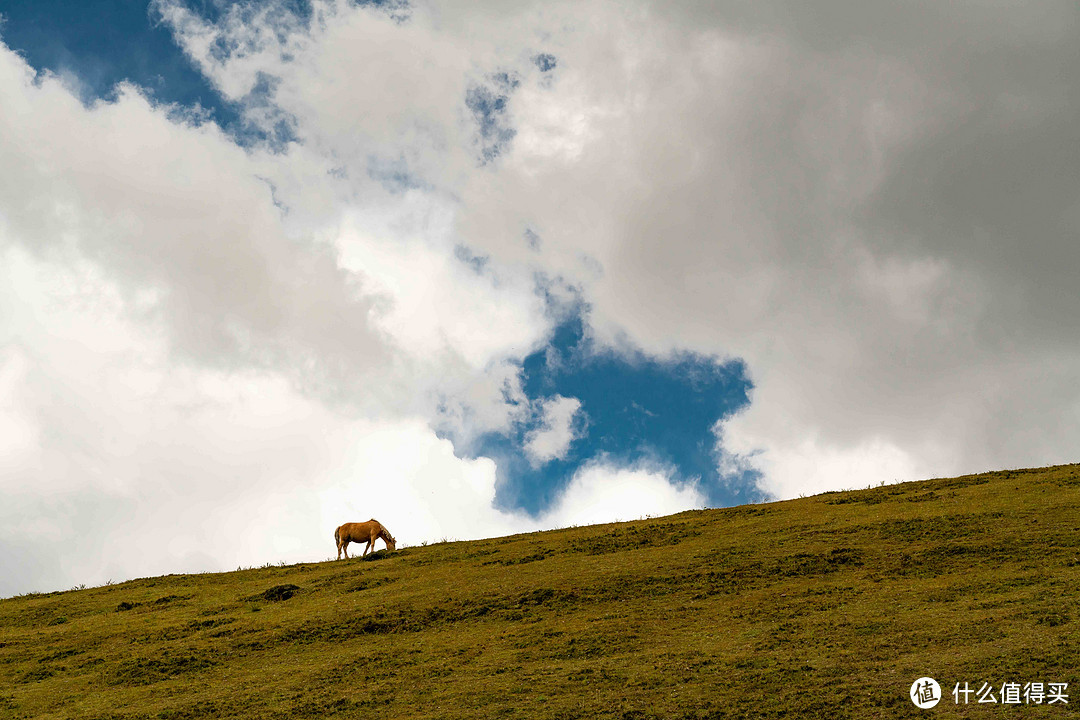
[441,305,763,516]
[0,0,388,147]
[533,53,557,73]
[0,0,240,124]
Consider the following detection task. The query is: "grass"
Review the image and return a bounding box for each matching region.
[2,464,1079,718]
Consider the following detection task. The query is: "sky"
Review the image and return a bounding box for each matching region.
[1,0,1078,597]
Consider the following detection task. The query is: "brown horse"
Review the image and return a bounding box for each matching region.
[335,519,397,560]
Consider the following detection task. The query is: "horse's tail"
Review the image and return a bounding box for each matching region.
[333,525,340,547]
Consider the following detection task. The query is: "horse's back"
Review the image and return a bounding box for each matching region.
[337,520,381,541]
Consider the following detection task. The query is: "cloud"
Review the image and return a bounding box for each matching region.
[446,0,1080,498]
[151,0,478,184]
[0,44,391,393]
[0,242,354,584]
[332,208,545,372]
[523,394,583,467]
[315,418,519,546]
[541,462,705,528]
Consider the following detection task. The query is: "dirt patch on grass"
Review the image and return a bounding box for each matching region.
[256,584,301,602]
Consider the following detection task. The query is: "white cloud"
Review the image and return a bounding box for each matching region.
[332,208,545,371]
[0,246,349,593]
[315,418,522,547]
[152,0,479,187]
[0,46,391,390]
[541,462,705,527]
[523,394,583,467]
[0,348,40,477]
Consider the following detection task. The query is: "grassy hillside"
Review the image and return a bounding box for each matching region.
[3,465,1079,719]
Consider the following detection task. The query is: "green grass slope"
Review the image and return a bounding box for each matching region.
[3,465,1079,719]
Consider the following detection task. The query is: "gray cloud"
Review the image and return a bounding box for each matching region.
[444,0,1080,493]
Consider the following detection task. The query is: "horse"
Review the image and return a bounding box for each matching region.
[334,519,397,560]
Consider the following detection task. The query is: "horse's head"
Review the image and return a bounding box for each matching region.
[385,534,397,551]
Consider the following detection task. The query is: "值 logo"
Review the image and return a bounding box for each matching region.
[911,677,942,709]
